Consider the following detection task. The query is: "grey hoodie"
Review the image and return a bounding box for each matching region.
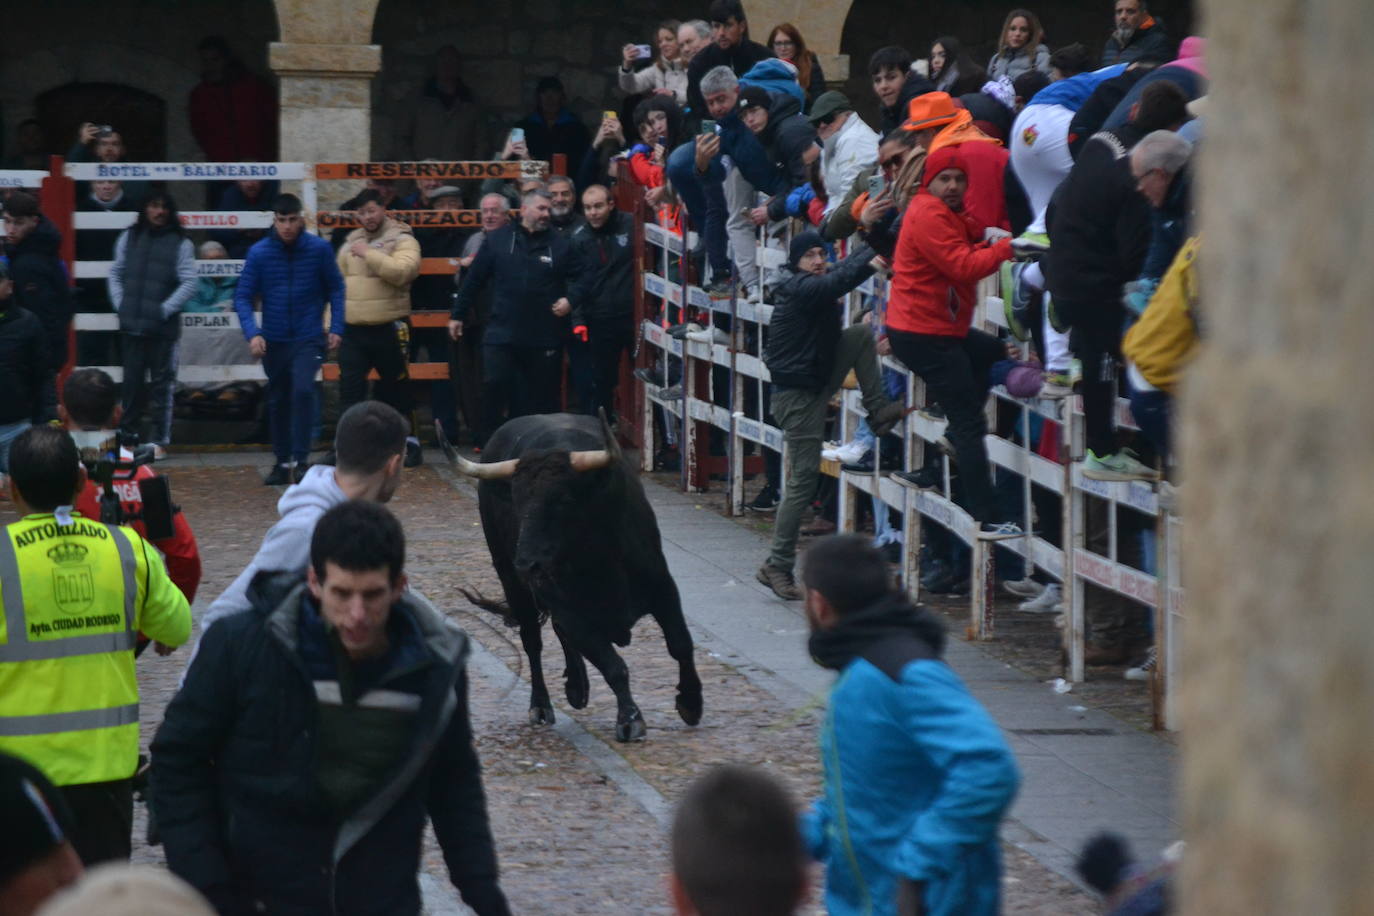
[200,465,347,634]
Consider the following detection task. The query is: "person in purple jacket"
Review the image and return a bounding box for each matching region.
[233,194,345,485]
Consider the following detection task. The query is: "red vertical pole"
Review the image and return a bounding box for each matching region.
[552,153,567,177]
[40,155,78,392]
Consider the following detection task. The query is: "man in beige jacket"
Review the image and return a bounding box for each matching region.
[336,190,423,465]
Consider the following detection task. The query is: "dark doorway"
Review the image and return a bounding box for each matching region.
[35,82,167,160]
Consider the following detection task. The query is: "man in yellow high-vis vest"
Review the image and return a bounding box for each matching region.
[0,426,191,865]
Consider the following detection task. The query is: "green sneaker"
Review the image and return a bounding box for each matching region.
[1082,449,1158,481]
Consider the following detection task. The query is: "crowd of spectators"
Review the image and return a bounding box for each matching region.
[0,0,1201,677]
[0,3,1207,913]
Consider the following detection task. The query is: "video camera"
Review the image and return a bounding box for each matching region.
[71,430,178,541]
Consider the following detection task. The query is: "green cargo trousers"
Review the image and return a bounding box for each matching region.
[766,324,891,573]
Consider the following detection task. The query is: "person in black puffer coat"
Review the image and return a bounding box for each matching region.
[2,192,71,422]
[0,261,50,467]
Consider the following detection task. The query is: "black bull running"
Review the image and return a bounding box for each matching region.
[440,412,703,742]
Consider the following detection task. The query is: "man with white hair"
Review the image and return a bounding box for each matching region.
[1129,129,1193,292]
[677,20,711,63]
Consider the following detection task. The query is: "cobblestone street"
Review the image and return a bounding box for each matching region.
[21,456,1148,913]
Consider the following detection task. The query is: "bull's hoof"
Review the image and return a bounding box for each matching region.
[564,669,590,710]
[676,691,703,726]
[615,714,647,743]
[528,705,556,727]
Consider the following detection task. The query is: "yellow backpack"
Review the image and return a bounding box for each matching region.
[1122,236,1201,394]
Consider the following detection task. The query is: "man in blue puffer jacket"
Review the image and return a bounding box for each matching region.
[800,535,1020,916]
[234,194,346,485]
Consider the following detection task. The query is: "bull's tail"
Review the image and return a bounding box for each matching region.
[457,586,520,629]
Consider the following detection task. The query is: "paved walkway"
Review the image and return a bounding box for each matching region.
[643,478,1180,884]
[159,448,1177,889]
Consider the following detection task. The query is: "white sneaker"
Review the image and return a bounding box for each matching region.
[685,326,731,346]
[1125,646,1157,681]
[1019,583,1063,613]
[1003,578,1044,599]
[825,441,869,465]
[152,444,168,461]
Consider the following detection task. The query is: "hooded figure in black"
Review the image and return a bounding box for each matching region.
[2,191,72,422]
[515,77,593,180]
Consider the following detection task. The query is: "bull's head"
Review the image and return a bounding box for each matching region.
[436,410,622,481]
[438,412,628,601]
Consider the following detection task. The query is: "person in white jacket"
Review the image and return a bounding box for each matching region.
[810,91,879,218]
[618,21,689,105]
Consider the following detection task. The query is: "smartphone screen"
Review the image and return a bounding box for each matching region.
[510,127,525,144]
[700,119,717,136]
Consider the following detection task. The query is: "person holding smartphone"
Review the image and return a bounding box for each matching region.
[619,20,688,105]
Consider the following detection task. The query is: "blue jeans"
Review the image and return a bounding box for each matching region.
[263,338,323,464]
[665,118,783,278]
[0,420,30,474]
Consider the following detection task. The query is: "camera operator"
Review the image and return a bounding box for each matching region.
[61,368,201,606]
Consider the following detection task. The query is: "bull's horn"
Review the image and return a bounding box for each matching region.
[568,450,611,472]
[436,420,519,479]
[597,407,623,463]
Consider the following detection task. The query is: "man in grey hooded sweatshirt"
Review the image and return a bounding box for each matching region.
[200,400,409,636]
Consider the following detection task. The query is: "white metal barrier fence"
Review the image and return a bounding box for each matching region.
[633,213,1182,730]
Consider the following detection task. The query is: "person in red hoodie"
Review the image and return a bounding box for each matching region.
[884,146,1020,535]
[188,36,278,164]
[63,369,202,610]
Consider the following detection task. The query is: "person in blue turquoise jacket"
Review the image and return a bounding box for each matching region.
[800,535,1020,916]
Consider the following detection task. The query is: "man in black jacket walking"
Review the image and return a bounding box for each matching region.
[152,500,510,916]
[0,262,50,474]
[568,185,634,422]
[3,191,72,423]
[450,188,587,435]
[757,231,908,600]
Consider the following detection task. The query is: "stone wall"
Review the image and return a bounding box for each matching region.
[369,0,687,161]
[0,0,278,165]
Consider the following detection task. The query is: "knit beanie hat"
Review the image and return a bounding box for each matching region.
[0,751,74,886]
[922,146,966,189]
[788,230,827,268]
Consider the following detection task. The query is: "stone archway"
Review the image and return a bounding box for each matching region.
[742,0,856,81]
[270,0,382,165]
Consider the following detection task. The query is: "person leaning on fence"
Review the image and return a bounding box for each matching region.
[0,426,191,866]
[107,191,198,458]
[233,193,345,486]
[883,146,1023,538]
[1042,81,1189,482]
[2,191,72,424]
[669,764,809,916]
[800,535,1019,916]
[756,231,909,601]
[336,189,424,468]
